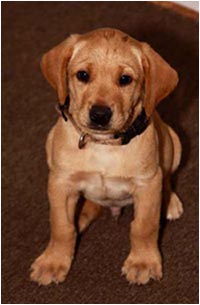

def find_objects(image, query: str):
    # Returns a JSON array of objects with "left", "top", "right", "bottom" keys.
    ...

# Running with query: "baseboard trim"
[{"left": 152, "top": 1, "right": 199, "bottom": 20}]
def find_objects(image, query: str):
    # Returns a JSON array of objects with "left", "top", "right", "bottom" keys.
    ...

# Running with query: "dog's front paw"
[
  {"left": 122, "top": 251, "right": 162, "bottom": 285},
  {"left": 30, "top": 248, "right": 72, "bottom": 286}
]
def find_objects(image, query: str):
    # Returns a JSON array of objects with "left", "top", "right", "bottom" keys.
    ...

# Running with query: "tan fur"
[
  {"left": 78, "top": 199, "right": 102, "bottom": 232},
  {"left": 30, "top": 28, "right": 183, "bottom": 286}
]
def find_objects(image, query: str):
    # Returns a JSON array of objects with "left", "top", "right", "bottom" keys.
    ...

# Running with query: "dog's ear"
[
  {"left": 41, "top": 35, "right": 80, "bottom": 104},
  {"left": 141, "top": 43, "right": 178, "bottom": 117}
]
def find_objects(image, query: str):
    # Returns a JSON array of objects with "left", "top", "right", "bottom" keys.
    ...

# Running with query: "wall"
[{"left": 174, "top": 1, "right": 199, "bottom": 11}]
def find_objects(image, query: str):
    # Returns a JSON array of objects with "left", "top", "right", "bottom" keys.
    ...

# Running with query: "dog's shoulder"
[{"left": 45, "top": 118, "right": 73, "bottom": 170}]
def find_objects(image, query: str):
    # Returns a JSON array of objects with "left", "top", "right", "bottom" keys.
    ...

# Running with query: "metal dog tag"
[{"left": 78, "top": 133, "right": 87, "bottom": 149}]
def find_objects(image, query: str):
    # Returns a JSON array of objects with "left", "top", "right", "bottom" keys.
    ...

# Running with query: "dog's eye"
[
  {"left": 76, "top": 70, "right": 89, "bottom": 83},
  {"left": 119, "top": 75, "right": 133, "bottom": 86}
]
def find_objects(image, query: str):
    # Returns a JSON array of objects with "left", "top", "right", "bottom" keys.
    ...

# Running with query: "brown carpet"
[{"left": 2, "top": 2, "right": 198, "bottom": 304}]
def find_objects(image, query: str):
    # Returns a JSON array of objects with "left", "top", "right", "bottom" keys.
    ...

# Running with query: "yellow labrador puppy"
[{"left": 30, "top": 28, "right": 183, "bottom": 285}]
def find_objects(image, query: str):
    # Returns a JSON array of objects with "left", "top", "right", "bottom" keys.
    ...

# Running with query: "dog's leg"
[
  {"left": 78, "top": 199, "right": 102, "bottom": 232},
  {"left": 161, "top": 126, "right": 183, "bottom": 220},
  {"left": 30, "top": 173, "right": 78, "bottom": 285},
  {"left": 122, "top": 168, "right": 162, "bottom": 285},
  {"left": 164, "top": 176, "right": 183, "bottom": 220}
]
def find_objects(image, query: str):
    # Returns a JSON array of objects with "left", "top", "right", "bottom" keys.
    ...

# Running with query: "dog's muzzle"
[{"left": 57, "top": 96, "right": 149, "bottom": 149}]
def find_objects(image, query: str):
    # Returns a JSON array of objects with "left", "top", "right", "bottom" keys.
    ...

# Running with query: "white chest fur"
[
  {"left": 71, "top": 171, "right": 133, "bottom": 207},
  {"left": 68, "top": 143, "right": 139, "bottom": 207}
]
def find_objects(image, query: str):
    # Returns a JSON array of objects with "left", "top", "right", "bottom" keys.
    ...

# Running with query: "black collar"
[
  {"left": 58, "top": 97, "right": 149, "bottom": 148},
  {"left": 113, "top": 107, "right": 149, "bottom": 145},
  {"left": 59, "top": 95, "right": 70, "bottom": 122}
]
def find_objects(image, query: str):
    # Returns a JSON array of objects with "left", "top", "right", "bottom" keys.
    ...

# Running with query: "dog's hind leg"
[
  {"left": 78, "top": 200, "right": 102, "bottom": 232},
  {"left": 163, "top": 176, "right": 183, "bottom": 220},
  {"left": 163, "top": 126, "right": 183, "bottom": 220}
]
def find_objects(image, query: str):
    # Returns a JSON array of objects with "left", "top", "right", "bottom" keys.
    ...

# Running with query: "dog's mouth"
[
  {"left": 81, "top": 123, "right": 115, "bottom": 136},
  {"left": 88, "top": 123, "right": 111, "bottom": 132},
  {"left": 75, "top": 119, "right": 117, "bottom": 137}
]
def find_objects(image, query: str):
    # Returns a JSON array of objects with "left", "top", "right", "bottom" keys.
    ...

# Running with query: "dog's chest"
[
  {"left": 74, "top": 171, "right": 133, "bottom": 207},
  {"left": 71, "top": 145, "right": 135, "bottom": 207}
]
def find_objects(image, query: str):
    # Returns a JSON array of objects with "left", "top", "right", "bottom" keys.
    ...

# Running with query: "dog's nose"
[{"left": 89, "top": 105, "right": 112, "bottom": 126}]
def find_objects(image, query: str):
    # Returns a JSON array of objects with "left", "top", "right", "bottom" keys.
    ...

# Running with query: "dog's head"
[{"left": 41, "top": 28, "right": 178, "bottom": 134}]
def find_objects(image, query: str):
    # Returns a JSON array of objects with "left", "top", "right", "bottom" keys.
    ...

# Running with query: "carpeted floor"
[{"left": 2, "top": 2, "right": 198, "bottom": 304}]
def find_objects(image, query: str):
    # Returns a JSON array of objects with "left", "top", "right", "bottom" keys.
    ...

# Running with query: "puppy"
[{"left": 30, "top": 28, "right": 183, "bottom": 285}]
